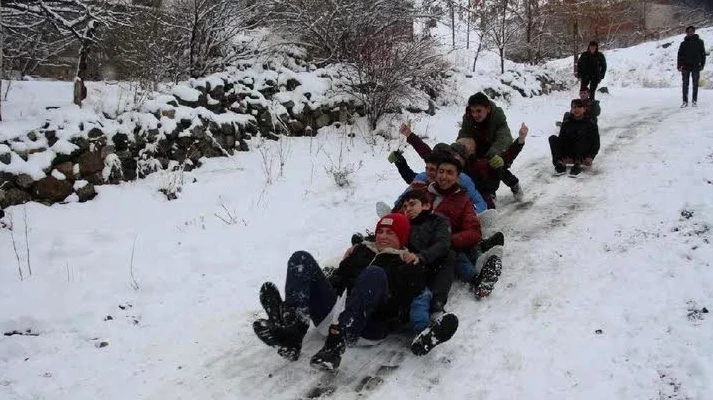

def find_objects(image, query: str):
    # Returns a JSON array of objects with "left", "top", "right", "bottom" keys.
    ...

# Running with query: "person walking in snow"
[
  {"left": 677, "top": 26, "right": 706, "bottom": 107},
  {"left": 548, "top": 99, "right": 600, "bottom": 176},
  {"left": 577, "top": 41, "right": 607, "bottom": 100},
  {"left": 457, "top": 92, "right": 528, "bottom": 206},
  {"left": 253, "top": 213, "right": 457, "bottom": 371}
]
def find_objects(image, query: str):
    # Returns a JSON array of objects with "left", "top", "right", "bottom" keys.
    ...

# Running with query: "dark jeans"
[
  {"left": 580, "top": 77, "right": 600, "bottom": 100},
  {"left": 548, "top": 133, "right": 599, "bottom": 165},
  {"left": 426, "top": 251, "right": 456, "bottom": 309},
  {"left": 682, "top": 69, "right": 701, "bottom": 102},
  {"left": 284, "top": 251, "right": 390, "bottom": 342}
]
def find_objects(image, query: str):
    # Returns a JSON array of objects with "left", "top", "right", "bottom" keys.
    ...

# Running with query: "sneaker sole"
[
  {"left": 474, "top": 256, "right": 503, "bottom": 299},
  {"left": 411, "top": 313, "right": 459, "bottom": 356},
  {"left": 260, "top": 282, "right": 283, "bottom": 323}
]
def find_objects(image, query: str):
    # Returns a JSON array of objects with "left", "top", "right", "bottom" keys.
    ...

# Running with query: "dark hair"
[
  {"left": 571, "top": 99, "right": 585, "bottom": 107},
  {"left": 467, "top": 92, "right": 490, "bottom": 107},
  {"left": 686, "top": 26, "right": 695, "bottom": 33},
  {"left": 432, "top": 150, "right": 462, "bottom": 172},
  {"left": 402, "top": 187, "right": 432, "bottom": 205},
  {"left": 450, "top": 142, "right": 469, "bottom": 161}
]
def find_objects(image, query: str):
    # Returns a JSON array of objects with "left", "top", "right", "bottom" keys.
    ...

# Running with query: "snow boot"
[
  {"left": 692, "top": 101, "right": 698, "bottom": 107},
  {"left": 411, "top": 313, "right": 459, "bottom": 356},
  {"left": 259, "top": 282, "right": 283, "bottom": 323},
  {"left": 479, "top": 232, "right": 504, "bottom": 253},
  {"left": 569, "top": 163, "right": 583, "bottom": 177},
  {"left": 310, "top": 325, "right": 346, "bottom": 371},
  {"left": 253, "top": 309, "right": 308, "bottom": 362},
  {"left": 681, "top": 101, "right": 689, "bottom": 108},
  {"left": 554, "top": 161, "right": 567, "bottom": 175},
  {"left": 471, "top": 255, "right": 503, "bottom": 299},
  {"left": 511, "top": 183, "right": 524, "bottom": 201}
]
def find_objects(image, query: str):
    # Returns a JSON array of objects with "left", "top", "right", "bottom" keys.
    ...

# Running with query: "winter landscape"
[{"left": 1, "top": 1, "right": 713, "bottom": 399}]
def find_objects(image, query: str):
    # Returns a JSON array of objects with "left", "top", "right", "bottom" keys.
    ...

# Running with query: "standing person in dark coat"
[
  {"left": 677, "top": 26, "right": 706, "bottom": 107},
  {"left": 577, "top": 41, "right": 607, "bottom": 100}
]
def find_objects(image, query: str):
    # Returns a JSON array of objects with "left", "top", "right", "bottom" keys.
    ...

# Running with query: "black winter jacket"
[
  {"left": 577, "top": 51, "right": 607, "bottom": 80},
  {"left": 407, "top": 211, "right": 451, "bottom": 272},
  {"left": 678, "top": 34, "right": 706, "bottom": 70},
  {"left": 329, "top": 242, "right": 425, "bottom": 322}
]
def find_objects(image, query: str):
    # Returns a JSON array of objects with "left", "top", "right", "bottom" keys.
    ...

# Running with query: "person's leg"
[
  {"left": 580, "top": 76, "right": 590, "bottom": 92},
  {"left": 682, "top": 70, "right": 691, "bottom": 103},
  {"left": 501, "top": 169, "right": 519, "bottom": 188},
  {"left": 311, "top": 266, "right": 389, "bottom": 370},
  {"left": 588, "top": 79, "right": 599, "bottom": 100},
  {"left": 692, "top": 69, "right": 700, "bottom": 103},
  {"left": 428, "top": 252, "right": 456, "bottom": 312},
  {"left": 548, "top": 135, "right": 565, "bottom": 173},
  {"left": 285, "top": 251, "right": 338, "bottom": 326},
  {"left": 454, "top": 252, "right": 477, "bottom": 282}
]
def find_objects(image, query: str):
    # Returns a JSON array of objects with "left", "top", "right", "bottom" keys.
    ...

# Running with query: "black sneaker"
[
  {"left": 259, "top": 282, "right": 283, "bottom": 323},
  {"left": 411, "top": 313, "right": 459, "bottom": 356},
  {"left": 569, "top": 163, "right": 583, "bottom": 176},
  {"left": 472, "top": 255, "right": 503, "bottom": 299},
  {"left": 479, "top": 232, "right": 504, "bottom": 253},
  {"left": 253, "top": 309, "right": 308, "bottom": 362},
  {"left": 310, "top": 325, "right": 346, "bottom": 370},
  {"left": 554, "top": 162, "right": 567, "bottom": 175}
]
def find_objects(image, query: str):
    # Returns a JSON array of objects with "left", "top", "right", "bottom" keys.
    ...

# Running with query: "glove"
[
  {"left": 488, "top": 155, "right": 504, "bottom": 169},
  {"left": 387, "top": 150, "right": 405, "bottom": 164}
]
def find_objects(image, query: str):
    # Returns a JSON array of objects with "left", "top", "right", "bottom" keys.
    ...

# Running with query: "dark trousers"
[
  {"left": 682, "top": 69, "right": 701, "bottom": 102},
  {"left": 284, "top": 251, "right": 389, "bottom": 342},
  {"left": 580, "top": 77, "right": 600, "bottom": 99},
  {"left": 549, "top": 134, "right": 599, "bottom": 165},
  {"left": 426, "top": 251, "right": 456, "bottom": 309}
]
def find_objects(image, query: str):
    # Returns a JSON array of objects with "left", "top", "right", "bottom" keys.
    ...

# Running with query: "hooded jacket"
[
  {"left": 577, "top": 43, "right": 607, "bottom": 80},
  {"left": 678, "top": 34, "right": 706, "bottom": 70}
]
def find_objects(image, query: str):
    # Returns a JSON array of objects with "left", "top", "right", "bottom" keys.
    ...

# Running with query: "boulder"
[
  {"left": 0, "top": 187, "right": 32, "bottom": 208},
  {"left": 33, "top": 176, "right": 73, "bottom": 203},
  {"left": 15, "top": 173, "right": 35, "bottom": 190},
  {"left": 78, "top": 151, "right": 104, "bottom": 176},
  {"left": 74, "top": 180, "right": 97, "bottom": 202}
]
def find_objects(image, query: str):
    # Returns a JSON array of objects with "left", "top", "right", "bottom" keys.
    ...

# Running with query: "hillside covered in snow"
[{"left": 1, "top": 23, "right": 713, "bottom": 400}]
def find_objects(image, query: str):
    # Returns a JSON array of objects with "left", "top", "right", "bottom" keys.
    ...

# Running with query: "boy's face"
[
  {"left": 425, "top": 162, "right": 438, "bottom": 181},
  {"left": 403, "top": 198, "right": 430, "bottom": 220},
  {"left": 436, "top": 163, "right": 459, "bottom": 190},
  {"left": 375, "top": 226, "right": 401, "bottom": 251},
  {"left": 571, "top": 103, "right": 585, "bottom": 118},
  {"left": 468, "top": 105, "right": 490, "bottom": 122}
]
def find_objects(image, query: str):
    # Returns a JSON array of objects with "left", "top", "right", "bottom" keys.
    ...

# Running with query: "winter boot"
[
  {"left": 511, "top": 183, "right": 524, "bottom": 201},
  {"left": 692, "top": 101, "right": 698, "bottom": 107},
  {"left": 681, "top": 101, "right": 689, "bottom": 108},
  {"left": 554, "top": 161, "right": 567, "bottom": 175},
  {"left": 479, "top": 232, "right": 504, "bottom": 253},
  {"left": 471, "top": 255, "right": 503, "bottom": 299},
  {"left": 259, "top": 282, "right": 283, "bottom": 323},
  {"left": 569, "top": 163, "right": 583, "bottom": 177},
  {"left": 310, "top": 325, "right": 346, "bottom": 371},
  {"left": 411, "top": 313, "right": 459, "bottom": 356},
  {"left": 253, "top": 309, "right": 308, "bottom": 362}
]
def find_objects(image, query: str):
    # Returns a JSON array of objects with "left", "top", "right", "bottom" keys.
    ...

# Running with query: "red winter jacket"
[{"left": 428, "top": 183, "right": 482, "bottom": 251}]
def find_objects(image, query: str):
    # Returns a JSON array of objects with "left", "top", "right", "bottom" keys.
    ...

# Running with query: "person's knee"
[
  {"left": 287, "top": 250, "right": 318, "bottom": 274},
  {"left": 361, "top": 265, "right": 387, "bottom": 283}
]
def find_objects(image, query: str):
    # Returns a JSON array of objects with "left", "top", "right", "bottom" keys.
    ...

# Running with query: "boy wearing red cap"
[{"left": 253, "top": 213, "right": 455, "bottom": 370}]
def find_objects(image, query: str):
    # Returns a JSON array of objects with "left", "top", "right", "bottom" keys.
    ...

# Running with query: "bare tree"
[
  {"left": 2, "top": 0, "right": 133, "bottom": 105},
  {"left": 167, "top": 0, "right": 263, "bottom": 79},
  {"left": 340, "top": 35, "right": 448, "bottom": 129},
  {"left": 485, "top": 0, "right": 520, "bottom": 74}
]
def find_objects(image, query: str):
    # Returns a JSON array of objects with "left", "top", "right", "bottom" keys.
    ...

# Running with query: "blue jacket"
[{"left": 396, "top": 172, "right": 487, "bottom": 213}]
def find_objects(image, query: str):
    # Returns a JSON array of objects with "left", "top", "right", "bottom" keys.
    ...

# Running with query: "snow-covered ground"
[{"left": 2, "top": 32, "right": 713, "bottom": 400}]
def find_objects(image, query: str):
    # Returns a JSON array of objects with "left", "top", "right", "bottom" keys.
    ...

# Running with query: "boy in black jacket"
[
  {"left": 400, "top": 186, "right": 459, "bottom": 355},
  {"left": 253, "top": 213, "right": 453, "bottom": 370}
]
